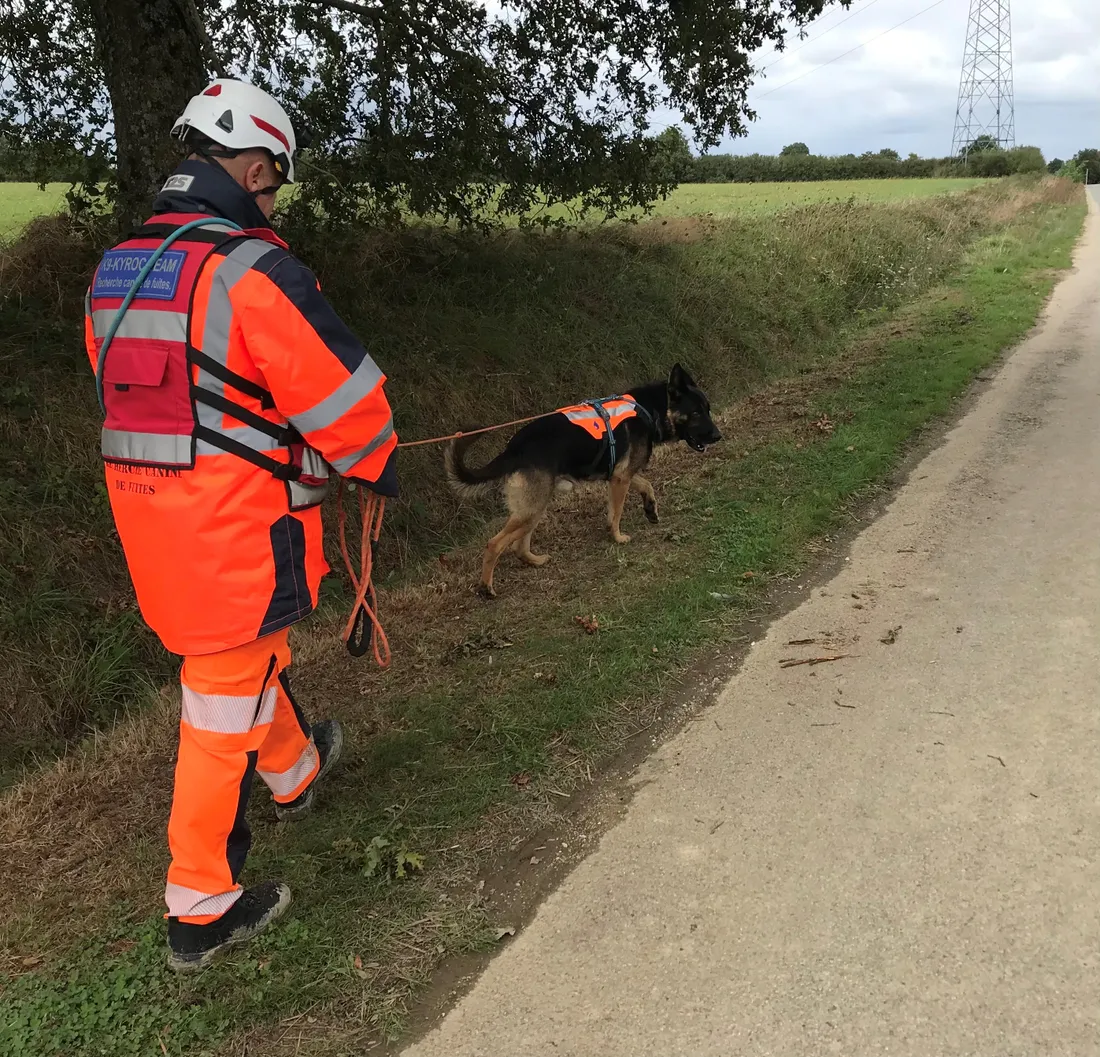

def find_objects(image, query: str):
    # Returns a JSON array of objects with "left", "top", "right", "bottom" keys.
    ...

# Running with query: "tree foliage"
[
  {"left": 962, "top": 134, "right": 1000, "bottom": 156},
  {"left": 1070, "top": 148, "right": 1100, "bottom": 184},
  {"left": 650, "top": 127, "right": 695, "bottom": 185},
  {"left": 780, "top": 142, "right": 810, "bottom": 156},
  {"left": 0, "top": 0, "right": 850, "bottom": 228}
]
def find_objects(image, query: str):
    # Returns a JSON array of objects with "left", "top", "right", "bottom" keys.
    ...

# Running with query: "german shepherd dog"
[{"left": 445, "top": 364, "right": 723, "bottom": 597}]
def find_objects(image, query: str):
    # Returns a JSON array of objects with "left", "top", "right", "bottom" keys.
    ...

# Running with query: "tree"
[
  {"left": 780, "top": 142, "right": 811, "bottom": 156},
  {"left": 876, "top": 148, "right": 900, "bottom": 161},
  {"left": 962, "top": 134, "right": 999, "bottom": 156},
  {"left": 1047, "top": 158, "right": 1065, "bottom": 174},
  {"left": 1072, "top": 149, "right": 1100, "bottom": 184},
  {"left": 651, "top": 127, "right": 695, "bottom": 184},
  {"left": 0, "top": 0, "right": 851, "bottom": 230},
  {"left": 1005, "top": 146, "right": 1045, "bottom": 174}
]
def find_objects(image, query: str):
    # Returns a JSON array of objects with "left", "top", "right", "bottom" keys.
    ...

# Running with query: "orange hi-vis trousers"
[{"left": 166, "top": 629, "right": 320, "bottom": 923}]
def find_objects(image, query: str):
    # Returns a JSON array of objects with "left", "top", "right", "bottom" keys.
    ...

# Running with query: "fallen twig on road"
[{"left": 779, "top": 654, "right": 851, "bottom": 668}]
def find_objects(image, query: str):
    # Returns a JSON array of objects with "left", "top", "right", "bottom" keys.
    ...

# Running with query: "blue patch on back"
[{"left": 92, "top": 249, "right": 188, "bottom": 301}]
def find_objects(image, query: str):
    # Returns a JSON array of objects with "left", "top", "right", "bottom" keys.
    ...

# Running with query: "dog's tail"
[{"left": 444, "top": 431, "right": 517, "bottom": 498}]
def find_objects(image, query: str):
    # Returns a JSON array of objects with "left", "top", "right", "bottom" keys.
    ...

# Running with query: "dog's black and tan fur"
[{"left": 445, "top": 364, "right": 722, "bottom": 596}]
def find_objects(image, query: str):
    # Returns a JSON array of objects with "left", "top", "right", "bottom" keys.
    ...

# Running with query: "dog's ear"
[{"left": 668, "top": 363, "right": 696, "bottom": 397}]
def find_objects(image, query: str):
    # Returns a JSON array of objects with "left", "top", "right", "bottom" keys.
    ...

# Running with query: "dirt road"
[{"left": 403, "top": 187, "right": 1100, "bottom": 1057}]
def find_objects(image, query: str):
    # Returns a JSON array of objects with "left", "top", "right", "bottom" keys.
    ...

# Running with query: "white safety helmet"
[{"left": 172, "top": 78, "right": 304, "bottom": 184}]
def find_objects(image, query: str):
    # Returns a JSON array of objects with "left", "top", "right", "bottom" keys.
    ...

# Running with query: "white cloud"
[{"left": 706, "top": 0, "right": 1100, "bottom": 159}]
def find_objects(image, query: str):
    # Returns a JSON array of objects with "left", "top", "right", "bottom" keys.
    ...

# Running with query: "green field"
[
  {"left": 651, "top": 178, "right": 988, "bottom": 217},
  {"left": 0, "top": 182, "right": 67, "bottom": 237},
  {"left": 0, "top": 178, "right": 988, "bottom": 236}
]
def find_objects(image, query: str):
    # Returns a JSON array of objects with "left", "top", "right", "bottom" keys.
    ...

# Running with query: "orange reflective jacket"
[{"left": 85, "top": 167, "right": 396, "bottom": 656}]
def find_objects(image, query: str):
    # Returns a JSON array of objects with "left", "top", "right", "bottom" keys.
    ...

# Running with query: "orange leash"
[
  {"left": 337, "top": 409, "right": 559, "bottom": 668},
  {"left": 393, "top": 411, "right": 555, "bottom": 450}
]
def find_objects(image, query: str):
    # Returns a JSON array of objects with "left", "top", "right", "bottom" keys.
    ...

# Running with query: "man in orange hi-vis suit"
[{"left": 84, "top": 79, "right": 397, "bottom": 971}]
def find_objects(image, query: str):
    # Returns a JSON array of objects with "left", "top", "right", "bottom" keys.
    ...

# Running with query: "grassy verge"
[{"left": 0, "top": 180, "right": 1085, "bottom": 1055}]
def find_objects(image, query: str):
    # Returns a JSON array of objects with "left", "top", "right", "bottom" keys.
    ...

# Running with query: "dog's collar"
[
  {"left": 628, "top": 401, "right": 668, "bottom": 443},
  {"left": 650, "top": 410, "right": 671, "bottom": 443}
]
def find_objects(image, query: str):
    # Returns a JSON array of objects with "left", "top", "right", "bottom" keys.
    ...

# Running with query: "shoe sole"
[
  {"left": 167, "top": 887, "right": 292, "bottom": 974},
  {"left": 275, "top": 723, "right": 344, "bottom": 823}
]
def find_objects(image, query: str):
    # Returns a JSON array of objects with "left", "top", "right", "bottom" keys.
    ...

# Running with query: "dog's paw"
[
  {"left": 476, "top": 582, "right": 498, "bottom": 600},
  {"left": 643, "top": 501, "right": 660, "bottom": 525},
  {"left": 612, "top": 532, "right": 632, "bottom": 545}
]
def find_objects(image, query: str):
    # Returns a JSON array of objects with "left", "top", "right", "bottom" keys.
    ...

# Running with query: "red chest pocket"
[{"left": 101, "top": 339, "right": 193, "bottom": 440}]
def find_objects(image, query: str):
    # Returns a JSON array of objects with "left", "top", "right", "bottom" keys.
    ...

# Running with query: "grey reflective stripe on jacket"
[
  {"left": 91, "top": 308, "right": 188, "bottom": 343},
  {"left": 290, "top": 352, "right": 385, "bottom": 436},
  {"left": 329, "top": 420, "right": 395, "bottom": 475},
  {"left": 101, "top": 429, "right": 192, "bottom": 464}
]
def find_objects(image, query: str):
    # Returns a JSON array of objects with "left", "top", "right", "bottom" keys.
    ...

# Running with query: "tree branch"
[
  {"left": 307, "top": 0, "right": 384, "bottom": 20},
  {"left": 172, "top": 0, "right": 226, "bottom": 77}
]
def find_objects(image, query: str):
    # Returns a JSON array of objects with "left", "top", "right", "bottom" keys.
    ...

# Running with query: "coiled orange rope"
[{"left": 337, "top": 484, "right": 391, "bottom": 668}]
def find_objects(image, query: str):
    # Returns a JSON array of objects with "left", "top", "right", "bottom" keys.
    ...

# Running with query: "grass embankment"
[{"left": 0, "top": 177, "right": 1085, "bottom": 1055}]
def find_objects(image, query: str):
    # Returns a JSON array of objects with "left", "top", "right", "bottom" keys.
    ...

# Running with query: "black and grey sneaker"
[
  {"left": 166, "top": 880, "right": 291, "bottom": 973},
  {"left": 275, "top": 719, "right": 344, "bottom": 823}
]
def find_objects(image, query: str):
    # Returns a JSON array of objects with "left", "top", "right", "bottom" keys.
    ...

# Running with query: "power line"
[
  {"left": 758, "top": 0, "right": 889, "bottom": 74},
  {"left": 758, "top": 0, "right": 951, "bottom": 99},
  {"left": 753, "top": 1, "right": 866, "bottom": 70}
]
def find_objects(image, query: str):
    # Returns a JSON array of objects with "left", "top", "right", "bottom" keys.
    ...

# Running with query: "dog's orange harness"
[{"left": 558, "top": 395, "right": 641, "bottom": 440}]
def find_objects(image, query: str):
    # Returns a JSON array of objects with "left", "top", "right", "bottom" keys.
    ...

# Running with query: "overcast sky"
[{"left": 692, "top": 0, "right": 1098, "bottom": 160}]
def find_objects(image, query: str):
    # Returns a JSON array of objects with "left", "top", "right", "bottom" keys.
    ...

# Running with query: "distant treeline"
[
  {"left": 7, "top": 127, "right": 1086, "bottom": 192},
  {"left": 682, "top": 147, "right": 1047, "bottom": 184},
  {"left": 647, "top": 131, "right": 1060, "bottom": 186}
]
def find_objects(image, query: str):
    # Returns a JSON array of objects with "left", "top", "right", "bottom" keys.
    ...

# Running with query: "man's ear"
[{"left": 244, "top": 158, "right": 270, "bottom": 194}]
